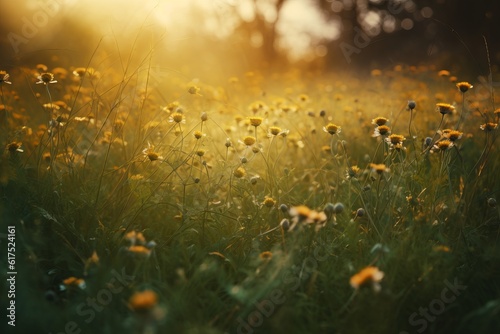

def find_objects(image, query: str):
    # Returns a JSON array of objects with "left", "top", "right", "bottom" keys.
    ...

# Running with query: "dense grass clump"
[{"left": 0, "top": 55, "right": 499, "bottom": 334}]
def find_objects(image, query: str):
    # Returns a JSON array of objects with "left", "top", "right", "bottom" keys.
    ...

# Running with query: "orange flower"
[
  {"left": 350, "top": 266, "right": 384, "bottom": 291},
  {"left": 129, "top": 290, "right": 158, "bottom": 312}
]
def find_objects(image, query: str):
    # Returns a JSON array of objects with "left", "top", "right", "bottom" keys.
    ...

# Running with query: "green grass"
[{"left": 1, "top": 54, "right": 499, "bottom": 334}]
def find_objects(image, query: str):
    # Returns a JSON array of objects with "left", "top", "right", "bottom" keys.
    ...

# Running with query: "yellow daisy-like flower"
[
  {"left": 193, "top": 130, "right": 204, "bottom": 139},
  {"left": 370, "top": 163, "right": 389, "bottom": 175},
  {"left": 436, "top": 103, "right": 455, "bottom": 115},
  {"left": 0, "top": 70, "right": 12, "bottom": 84},
  {"left": 36, "top": 72, "right": 57, "bottom": 85},
  {"left": 346, "top": 165, "right": 360, "bottom": 179},
  {"left": 441, "top": 129, "right": 463, "bottom": 142},
  {"left": 128, "top": 245, "right": 152, "bottom": 257},
  {"left": 456, "top": 82, "right": 473, "bottom": 93},
  {"left": 371, "top": 117, "right": 389, "bottom": 126},
  {"left": 350, "top": 266, "right": 384, "bottom": 292},
  {"left": 169, "top": 112, "right": 185, "bottom": 124},
  {"left": 268, "top": 126, "right": 282, "bottom": 136},
  {"left": 373, "top": 125, "right": 391, "bottom": 137},
  {"left": 142, "top": 143, "right": 163, "bottom": 161},
  {"left": 188, "top": 85, "right": 201, "bottom": 95},
  {"left": 432, "top": 139, "right": 454, "bottom": 152},
  {"left": 480, "top": 122, "right": 498, "bottom": 132},
  {"left": 249, "top": 117, "right": 263, "bottom": 127},
  {"left": 263, "top": 196, "right": 276, "bottom": 208},
  {"left": 323, "top": 123, "right": 341, "bottom": 135},
  {"left": 6, "top": 142, "right": 23, "bottom": 153},
  {"left": 437, "top": 70, "right": 450, "bottom": 77},
  {"left": 196, "top": 149, "right": 206, "bottom": 157},
  {"left": 233, "top": 167, "right": 246, "bottom": 178},
  {"left": 385, "top": 134, "right": 406, "bottom": 146},
  {"left": 242, "top": 136, "right": 256, "bottom": 146}
]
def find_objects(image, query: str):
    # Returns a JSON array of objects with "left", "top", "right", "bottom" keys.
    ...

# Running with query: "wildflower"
[
  {"left": 407, "top": 100, "right": 416, "bottom": 110},
  {"left": 0, "top": 71, "right": 12, "bottom": 84},
  {"left": 268, "top": 126, "right": 282, "bottom": 136},
  {"left": 251, "top": 146, "right": 261, "bottom": 154},
  {"left": 6, "top": 142, "right": 23, "bottom": 153},
  {"left": 193, "top": 130, "right": 204, "bottom": 139},
  {"left": 225, "top": 138, "right": 232, "bottom": 148},
  {"left": 129, "top": 290, "right": 158, "bottom": 312},
  {"left": 201, "top": 112, "right": 208, "bottom": 122},
  {"left": 436, "top": 103, "right": 455, "bottom": 115},
  {"left": 169, "top": 112, "right": 185, "bottom": 124},
  {"left": 263, "top": 196, "right": 276, "bottom": 208},
  {"left": 36, "top": 72, "right": 57, "bottom": 85},
  {"left": 432, "top": 139, "right": 454, "bottom": 152},
  {"left": 423, "top": 137, "right": 433, "bottom": 148},
  {"left": 242, "top": 136, "right": 256, "bottom": 146},
  {"left": 142, "top": 143, "right": 163, "bottom": 161},
  {"left": 350, "top": 266, "right": 384, "bottom": 292},
  {"left": 438, "top": 70, "right": 450, "bottom": 77},
  {"left": 163, "top": 101, "right": 180, "bottom": 112},
  {"left": 323, "top": 122, "right": 341, "bottom": 135},
  {"left": 128, "top": 245, "right": 151, "bottom": 257},
  {"left": 188, "top": 85, "right": 201, "bottom": 95},
  {"left": 280, "top": 218, "right": 290, "bottom": 231},
  {"left": 441, "top": 129, "right": 463, "bottom": 142},
  {"left": 373, "top": 125, "right": 391, "bottom": 137},
  {"left": 249, "top": 117, "right": 263, "bottom": 127},
  {"left": 333, "top": 202, "right": 345, "bottom": 214},
  {"left": 62, "top": 277, "right": 86, "bottom": 289},
  {"left": 480, "top": 122, "right": 498, "bottom": 131},
  {"left": 233, "top": 167, "right": 246, "bottom": 178},
  {"left": 196, "top": 149, "right": 206, "bottom": 157},
  {"left": 487, "top": 198, "right": 497, "bottom": 208},
  {"left": 370, "top": 163, "right": 389, "bottom": 175},
  {"left": 371, "top": 117, "right": 389, "bottom": 126},
  {"left": 456, "top": 82, "right": 473, "bottom": 93},
  {"left": 125, "top": 231, "right": 146, "bottom": 245},
  {"left": 385, "top": 134, "right": 406, "bottom": 148},
  {"left": 433, "top": 245, "right": 451, "bottom": 252},
  {"left": 354, "top": 208, "right": 365, "bottom": 218},
  {"left": 259, "top": 251, "right": 273, "bottom": 261},
  {"left": 289, "top": 205, "right": 326, "bottom": 227},
  {"left": 346, "top": 165, "right": 360, "bottom": 179}
]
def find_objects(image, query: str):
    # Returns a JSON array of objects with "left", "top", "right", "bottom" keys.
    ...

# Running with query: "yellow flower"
[
  {"left": 438, "top": 70, "right": 450, "bottom": 77},
  {"left": 242, "top": 136, "right": 256, "bottom": 146},
  {"left": 436, "top": 103, "right": 455, "bottom": 115},
  {"left": 128, "top": 245, "right": 151, "bottom": 257},
  {"left": 350, "top": 266, "right": 384, "bottom": 291},
  {"left": 456, "top": 82, "right": 473, "bottom": 93},
  {"left": 129, "top": 290, "right": 158, "bottom": 312},
  {"left": 480, "top": 122, "right": 498, "bottom": 131},
  {"left": 323, "top": 123, "right": 341, "bottom": 135},
  {"left": 62, "top": 277, "right": 86, "bottom": 289},
  {"left": 36, "top": 72, "right": 57, "bottom": 85},
  {"left": 193, "top": 131, "right": 204, "bottom": 139},
  {"left": 142, "top": 143, "right": 163, "bottom": 161},
  {"left": 188, "top": 85, "right": 201, "bottom": 95},
  {"left": 233, "top": 167, "right": 246, "bottom": 178},
  {"left": 346, "top": 165, "right": 360, "bottom": 179},
  {"left": 432, "top": 139, "right": 454, "bottom": 152},
  {"left": 370, "top": 163, "right": 389, "bottom": 175},
  {"left": 196, "top": 149, "right": 206, "bottom": 157},
  {"left": 268, "top": 126, "right": 282, "bottom": 136},
  {"left": 371, "top": 117, "right": 389, "bottom": 126},
  {"left": 6, "top": 142, "right": 23, "bottom": 153},
  {"left": 442, "top": 129, "right": 463, "bottom": 142},
  {"left": 263, "top": 196, "right": 276, "bottom": 208},
  {"left": 169, "top": 112, "right": 185, "bottom": 124},
  {"left": 0, "top": 70, "right": 12, "bottom": 84},
  {"left": 373, "top": 125, "right": 391, "bottom": 137},
  {"left": 249, "top": 117, "right": 263, "bottom": 127},
  {"left": 385, "top": 134, "right": 406, "bottom": 146},
  {"left": 259, "top": 251, "right": 273, "bottom": 260}
]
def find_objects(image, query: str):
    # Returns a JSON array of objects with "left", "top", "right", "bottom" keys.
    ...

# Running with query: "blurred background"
[{"left": 0, "top": 0, "right": 499, "bottom": 76}]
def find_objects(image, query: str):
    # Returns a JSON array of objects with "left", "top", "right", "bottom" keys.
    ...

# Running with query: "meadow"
[{"left": 1, "top": 48, "right": 500, "bottom": 334}]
